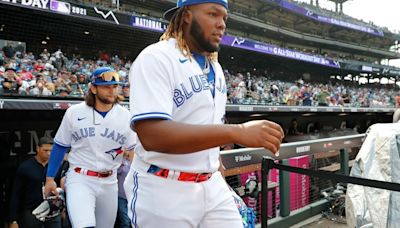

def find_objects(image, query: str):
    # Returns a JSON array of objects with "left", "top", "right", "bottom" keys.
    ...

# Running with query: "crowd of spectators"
[
  {"left": 0, "top": 47, "right": 131, "bottom": 99},
  {"left": 0, "top": 47, "right": 398, "bottom": 108},
  {"left": 224, "top": 70, "right": 400, "bottom": 108}
]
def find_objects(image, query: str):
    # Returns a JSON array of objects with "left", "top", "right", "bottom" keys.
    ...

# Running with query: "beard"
[
  {"left": 190, "top": 17, "right": 220, "bottom": 53},
  {"left": 96, "top": 93, "right": 116, "bottom": 105}
]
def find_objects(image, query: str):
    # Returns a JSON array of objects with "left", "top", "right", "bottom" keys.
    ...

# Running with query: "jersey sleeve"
[
  {"left": 54, "top": 108, "right": 73, "bottom": 147},
  {"left": 129, "top": 51, "right": 174, "bottom": 126},
  {"left": 124, "top": 129, "right": 137, "bottom": 151}
]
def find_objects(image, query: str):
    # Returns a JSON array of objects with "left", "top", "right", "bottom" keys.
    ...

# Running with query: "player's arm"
[
  {"left": 44, "top": 108, "right": 73, "bottom": 196},
  {"left": 135, "top": 118, "right": 283, "bottom": 155},
  {"left": 44, "top": 143, "right": 70, "bottom": 196}
]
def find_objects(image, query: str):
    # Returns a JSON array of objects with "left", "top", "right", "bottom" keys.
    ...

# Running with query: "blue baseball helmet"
[
  {"left": 91, "top": 67, "right": 120, "bottom": 86},
  {"left": 163, "top": 0, "right": 228, "bottom": 21}
]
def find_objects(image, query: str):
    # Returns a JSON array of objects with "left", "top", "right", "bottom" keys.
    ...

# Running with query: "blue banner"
[{"left": 221, "top": 35, "right": 341, "bottom": 68}]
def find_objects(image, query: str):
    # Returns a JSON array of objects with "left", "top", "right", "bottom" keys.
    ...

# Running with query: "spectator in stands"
[
  {"left": 301, "top": 85, "right": 312, "bottom": 106},
  {"left": 66, "top": 75, "right": 83, "bottom": 97},
  {"left": 235, "top": 81, "right": 247, "bottom": 102},
  {"left": 41, "top": 71, "right": 53, "bottom": 83},
  {"left": 328, "top": 96, "right": 338, "bottom": 106},
  {"left": 26, "top": 52, "right": 35, "bottom": 61},
  {"left": 16, "top": 78, "right": 30, "bottom": 95},
  {"left": 316, "top": 86, "right": 329, "bottom": 106},
  {"left": 30, "top": 78, "right": 52, "bottom": 96},
  {"left": 341, "top": 90, "right": 351, "bottom": 106},
  {"left": 54, "top": 77, "right": 71, "bottom": 95},
  {"left": 19, "top": 66, "right": 35, "bottom": 81},
  {"left": 4, "top": 68, "right": 18, "bottom": 81},
  {"left": 8, "top": 136, "right": 61, "bottom": 228},
  {"left": 1, "top": 78, "right": 18, "bottom": 95},
  {"left": 121, "top": 83, "right": 130, "bottom": 99},
  {"left": 57, "top": 87, "right": 70, "bottom": 97},
  {"left": 46, "top": 82, "right": 56, "bottom": 95},
  {"left": 287, "top": 80, "right": 301, "bottom": 106},
  {"left": 77, "top": 73, "right": 89, "bottom": 94},
  {"left": 40, "top": 49, "right": 50, "bottom": 62},
  {"left": 34, "top": 59, "right": 45, "bottom": 72}
]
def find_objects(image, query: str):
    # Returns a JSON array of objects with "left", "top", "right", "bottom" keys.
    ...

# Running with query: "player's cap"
[
  {"left": 163, "top": 0, "right": 228, "bottom": 21},
  {"left": 91, "top": 67, "right": 120, "bottom": 86}
]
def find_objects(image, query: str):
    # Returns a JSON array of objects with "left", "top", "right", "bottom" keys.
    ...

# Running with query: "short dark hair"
[{"left": 38, "top": 136, "right": 53, "bottom": 146}]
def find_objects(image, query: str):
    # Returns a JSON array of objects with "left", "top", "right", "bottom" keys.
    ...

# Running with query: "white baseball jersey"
[
  {"left": 129, "top": 38, "right": 227, "bottom": 173},
  {"left": 54, "top": 102, "right": 136, "bottom": 172}
]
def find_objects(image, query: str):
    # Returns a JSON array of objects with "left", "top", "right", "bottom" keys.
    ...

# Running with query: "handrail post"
[
  {"left": 261, "top": 157, "right": 272, "bottom": 228},
  {"left": 340, "top": 148, "right": 349, "bottom": 175},
  {"left": 279, "top": 159, "right": 291, "bottom": 217}
]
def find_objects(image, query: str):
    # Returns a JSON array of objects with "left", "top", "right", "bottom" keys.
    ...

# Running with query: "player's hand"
[
  {"left": 234, "top": 120, "right": 284, "bottom": 154},
  {"left": 44, "top": 177, "right": 58, "bottom": 197}
]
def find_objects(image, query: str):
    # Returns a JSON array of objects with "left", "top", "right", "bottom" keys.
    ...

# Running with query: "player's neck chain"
[{"left": 203, "top": 56, "right": 210, "bottom": 75}]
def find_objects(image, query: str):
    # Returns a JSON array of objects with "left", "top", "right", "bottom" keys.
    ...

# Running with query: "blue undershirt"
[
  {"left": 95, "top": 109, "right": 108, "bottom": 118},
  {"left": 192, "top": 52, "right": 216, "bottom": 98},
  {"left": 47, "top": 143, "right": 70, "bottom": 177}
]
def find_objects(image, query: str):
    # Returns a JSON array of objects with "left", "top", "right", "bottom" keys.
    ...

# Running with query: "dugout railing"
[{"left": 221, "top": 134, "right": 365, "bottom": 227}]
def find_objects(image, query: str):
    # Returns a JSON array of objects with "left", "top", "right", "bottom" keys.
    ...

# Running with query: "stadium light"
[
  {"left": 41, "top": 41, "right": 47, "bottom": 45},
  {"left": 301, "top": 113, "right": 315, "bottom": 117},
  {"left": 84, "top": 31, "right": 90, "bottom": 35},
  {"left": 250, "top": 113, "right": 267, "bottom": 117}
]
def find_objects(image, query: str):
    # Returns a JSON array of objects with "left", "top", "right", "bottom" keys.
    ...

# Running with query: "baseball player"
[
  {"left": 43, "top": 67, "right": 136, "bottom": 228},
  {"left": 125, "top": 0, "right": 284, "bottom": 227}
]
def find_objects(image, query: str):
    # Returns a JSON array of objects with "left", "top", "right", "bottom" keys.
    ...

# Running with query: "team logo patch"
[{"left": 105, "top": 147, "right": 123, "bottom": 160}]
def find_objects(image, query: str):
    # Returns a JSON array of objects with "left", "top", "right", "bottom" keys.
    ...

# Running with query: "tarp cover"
[{"left": 346, "top": 123, "right": 400, "bottom": 228}]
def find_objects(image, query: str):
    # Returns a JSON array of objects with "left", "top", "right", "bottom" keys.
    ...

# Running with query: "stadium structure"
[{"left": 1, "top": 0, "right": 399, "bottom": 227}]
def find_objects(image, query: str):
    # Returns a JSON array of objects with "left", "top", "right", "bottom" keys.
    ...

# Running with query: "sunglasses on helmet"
[{"left": 95, "top": 71, "right": 120, "bottom": 82}]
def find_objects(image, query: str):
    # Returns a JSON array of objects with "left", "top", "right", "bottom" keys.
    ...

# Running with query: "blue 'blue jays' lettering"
[
  {"left": 173, "top": 75, "right": 226, "bottom": 107},
  {"left": 189, "top": 75, "right": 202, "bottom": 93},
  {"left": 181, "top": 83, "right": 193, "bottom": 99},
  {"left": 100, "top": 128, "right": 126, "bottom": 145},
  {"left": 72, "top": 127, "right": 95, "bottom": 142}
]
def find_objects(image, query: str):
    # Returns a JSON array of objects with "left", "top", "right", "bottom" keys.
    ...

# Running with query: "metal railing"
[
  {"left": 221, "top": 133, "right": 365, "bottom": 170},
  {"left": 220, "top": 134, "right": 366, "bottom": 227}
]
